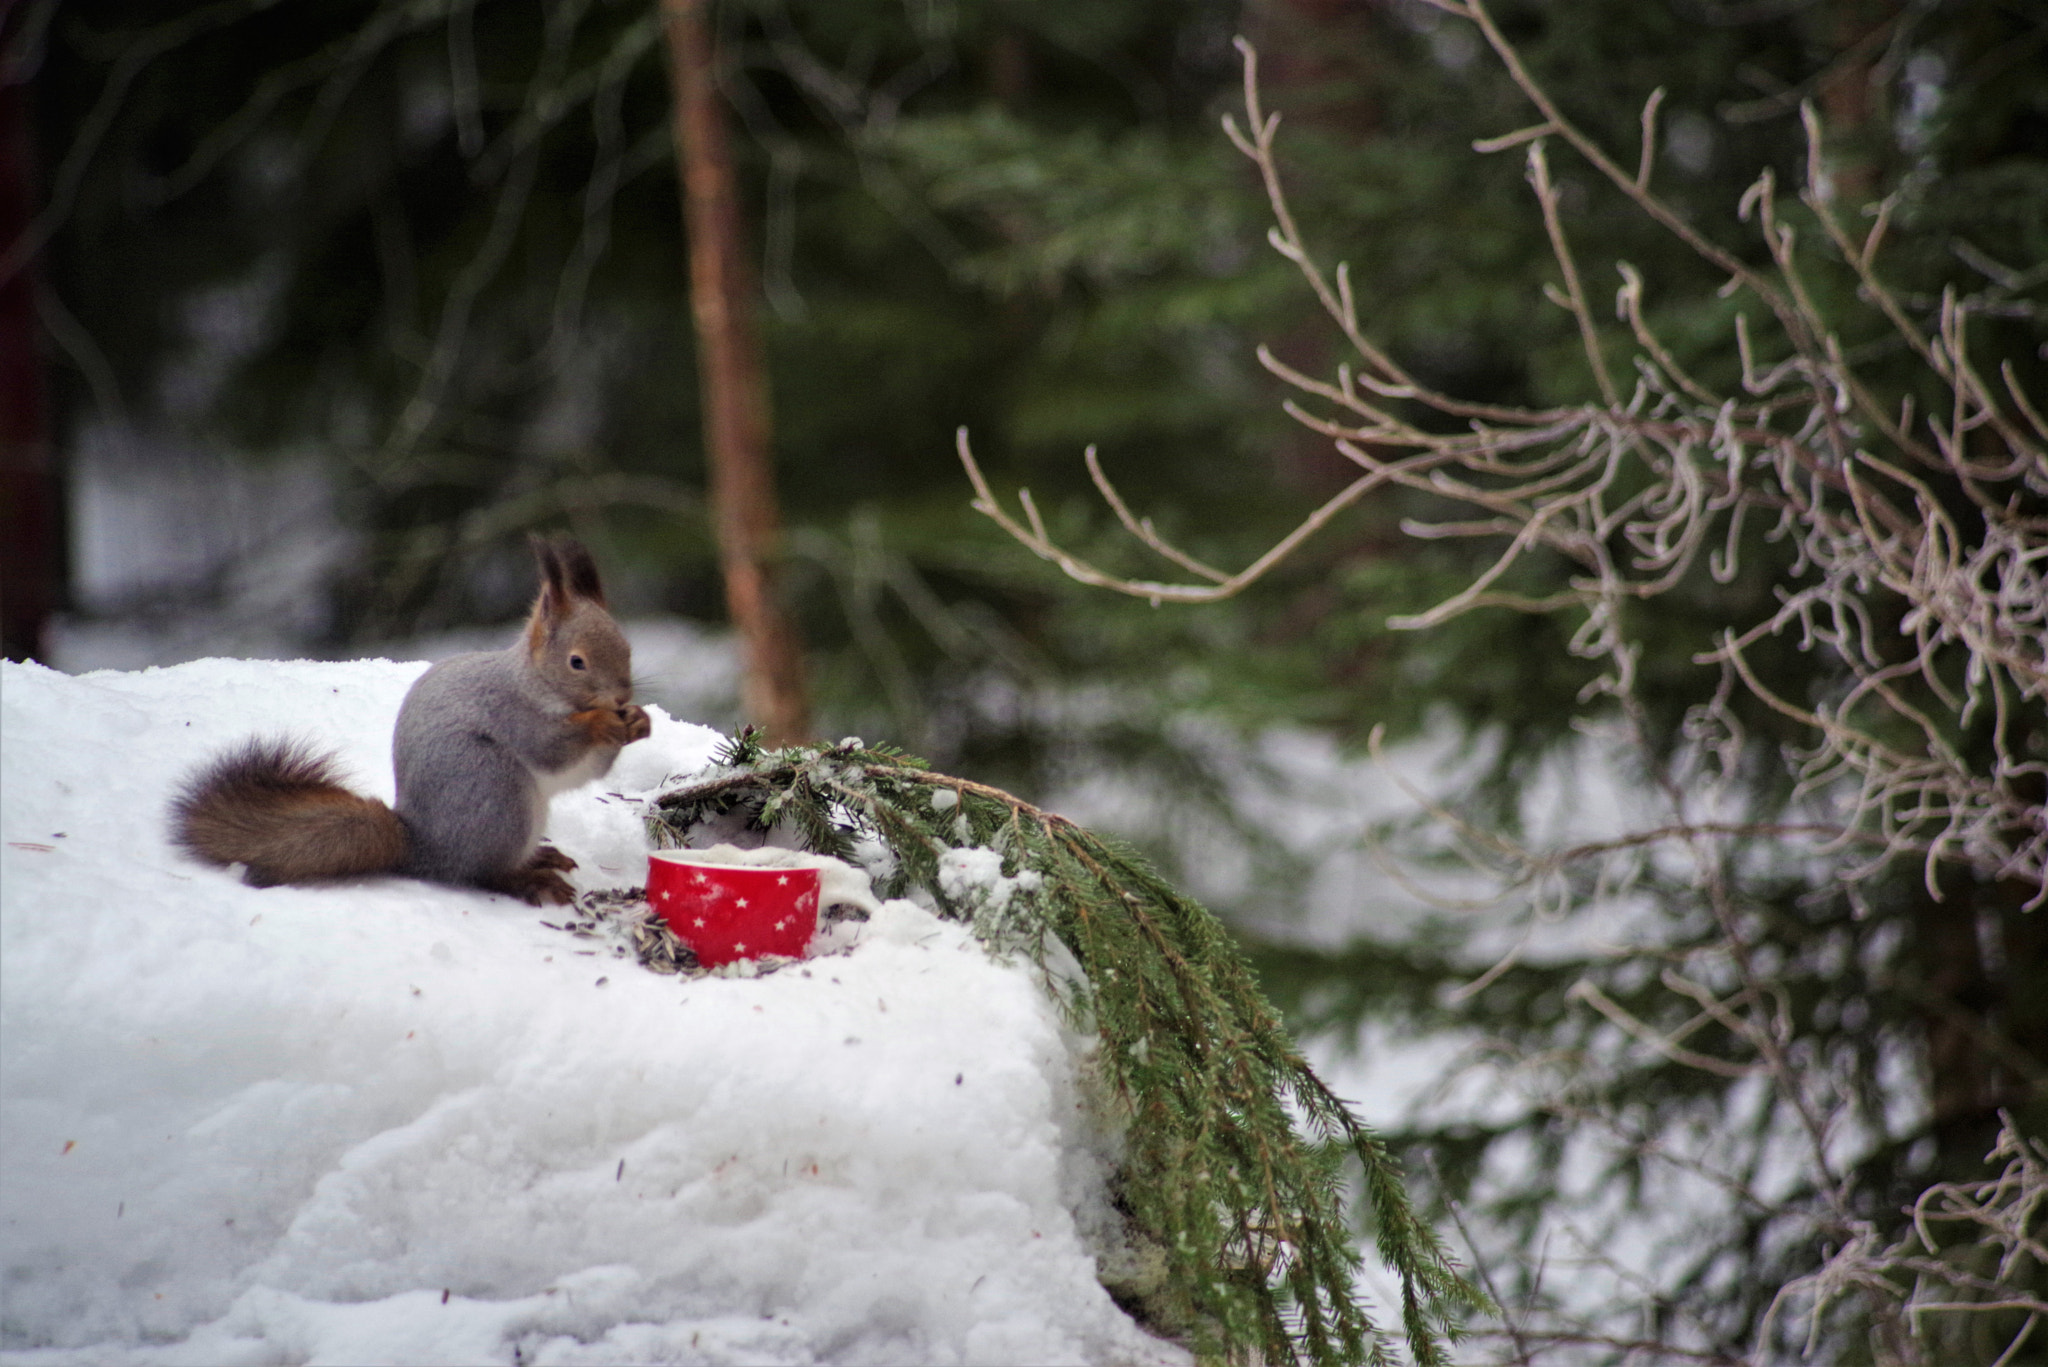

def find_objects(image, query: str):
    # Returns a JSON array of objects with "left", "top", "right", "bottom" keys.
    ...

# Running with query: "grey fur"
[
  {"left": 393, "top": 651, "right": 609, "bottom": 883},
  {"left": 167, "top": 537, "right": 647, "bottom": 904},
  {"left": 390, "top": 542, "right": 641, "bottom": 891}
]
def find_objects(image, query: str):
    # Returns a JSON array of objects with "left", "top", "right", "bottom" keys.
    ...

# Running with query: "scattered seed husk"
[{"left": 538, "top": 885, "right": 862, "bottom": 983}]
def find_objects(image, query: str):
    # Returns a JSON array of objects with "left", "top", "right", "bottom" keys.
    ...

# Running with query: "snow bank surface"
[{"left": 0, "top": 657, "right": 1183, "bottom": 1367}]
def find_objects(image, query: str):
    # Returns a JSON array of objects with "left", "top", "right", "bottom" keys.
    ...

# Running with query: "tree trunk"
[
  {"left": 1, "top": 80, "right": 60, "bottom": 664},
  {"left": 659, "top": 0, "right": 811, "bottom": 744}
]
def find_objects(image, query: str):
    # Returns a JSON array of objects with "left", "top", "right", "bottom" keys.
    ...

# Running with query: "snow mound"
[{"left": 0, "top": 657, "right": 1183, "bottom": 1367}]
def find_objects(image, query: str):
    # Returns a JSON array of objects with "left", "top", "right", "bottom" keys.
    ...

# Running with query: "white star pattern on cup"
[
  {"left": 777, "top": 875, "right": 789, "bottom": 885},
  {"left": 733, "top": 942, "right": 746, "bottom": 953},
  {"left": 693, "top": 918, "right": 705, "bottom": 928},
  {"left": 736, "top": 898, "right": 748, "bottom": 908}
]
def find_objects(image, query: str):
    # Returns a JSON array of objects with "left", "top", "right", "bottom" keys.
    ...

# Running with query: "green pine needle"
[{"left": 651, "top": 733, "right": 1489, "bottom": 1366}]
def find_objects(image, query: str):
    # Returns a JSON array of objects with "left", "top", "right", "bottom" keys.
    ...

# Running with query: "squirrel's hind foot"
[{"left": 479, "top": 865, "right": 576, "bottom": 906}]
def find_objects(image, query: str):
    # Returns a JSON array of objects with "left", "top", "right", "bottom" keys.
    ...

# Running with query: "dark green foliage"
[
  {"left": 919, "top": 5, "right": 2048, "bottom": 1354},
  {"left": 1244, "top": 857, "right": 2048, "bottom": 1361},
  {"left": 22, "top": 0, "right": 2048, "bottom": 1357},
  {"left": 23, "top": 0, "right": 1285, "bottom": 653},
  {"left": 650, "top": 729, "right": 1487, "bottom": 1366}
]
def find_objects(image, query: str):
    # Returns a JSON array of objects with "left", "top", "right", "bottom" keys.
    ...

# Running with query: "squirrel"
[{"left": 171, "top": 536, "right": 653, "bottom": 905}]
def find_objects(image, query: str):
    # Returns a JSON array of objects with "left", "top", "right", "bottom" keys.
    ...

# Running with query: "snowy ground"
[{"left": 0, "top": 656, "right": 1186, "bottom": 1367}]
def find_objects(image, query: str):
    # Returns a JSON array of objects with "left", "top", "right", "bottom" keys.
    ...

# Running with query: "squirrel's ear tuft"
[
  {"left": 526, "top": 536, "right": 568, "bottom": 647},
  {"left": 529, "top": 534, "right": 566, "bottom": 598},
  {"left": 554, "top": 539, "right": 608, "bottom": 607},
  {"left": 526, "top": 534, "right": 607, "bottom": 623}
]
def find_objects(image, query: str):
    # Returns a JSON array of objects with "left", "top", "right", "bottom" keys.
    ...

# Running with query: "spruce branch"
[{"left": 650, "top": 732, "right": 1487, "bottom": 1367}]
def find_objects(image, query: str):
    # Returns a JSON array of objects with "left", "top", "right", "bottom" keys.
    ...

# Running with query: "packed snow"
[{"left": 0, "top": 655, "right": 1187, "bottom": 1367}]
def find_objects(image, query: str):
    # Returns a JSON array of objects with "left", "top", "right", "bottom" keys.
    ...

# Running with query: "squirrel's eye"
[{"left": 568, "top": 654, "right": 587, "bottom": 671}]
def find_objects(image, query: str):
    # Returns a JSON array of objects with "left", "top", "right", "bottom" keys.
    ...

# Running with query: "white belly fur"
[
  {"left": 532, "top": 746, "right": 614, "bottom": 801},
  {"left": 522, "top": 749, "right": 614, "bottom": 854}
]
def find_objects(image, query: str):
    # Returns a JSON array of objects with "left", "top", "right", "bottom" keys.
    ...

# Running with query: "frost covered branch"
[
  {"left": 951, "top": 8, "right": 2046, "bottom": 1363},
  {"left": 1760, "top": 1115, "right": 2048, "bottom": 1365},
  {"left": 955, "top": 9, "right": 2048, "bottom": 901}
]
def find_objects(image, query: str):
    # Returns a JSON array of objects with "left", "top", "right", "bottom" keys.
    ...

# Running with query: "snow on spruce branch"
[{"left": 953, "top": 7, "right": 2047, "bottom": 901}]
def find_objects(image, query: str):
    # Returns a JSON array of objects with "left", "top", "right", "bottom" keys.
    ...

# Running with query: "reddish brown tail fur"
[{"left": 171, "top": 739, "right": 408, "bottom": 887}]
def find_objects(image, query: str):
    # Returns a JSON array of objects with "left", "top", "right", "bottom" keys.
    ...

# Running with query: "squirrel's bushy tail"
[{"left": 171, "top": 739, "right": 408, "bottom": 887}]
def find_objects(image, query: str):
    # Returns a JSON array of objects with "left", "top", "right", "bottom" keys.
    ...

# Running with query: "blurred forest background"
[{"left": 4, "top": 0, "right": 2045, "bottom": 1362}]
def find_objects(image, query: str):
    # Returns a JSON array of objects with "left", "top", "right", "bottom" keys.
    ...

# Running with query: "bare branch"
[
  {"left": 1636, "top": 86, "right": 1666, "bottom": 190},
  {"left": 1082, "top": 447, "right": 1231, "bottom": 584},
  {"left": 954, "top": 28, "right": 2048, "bottom": 1353}
]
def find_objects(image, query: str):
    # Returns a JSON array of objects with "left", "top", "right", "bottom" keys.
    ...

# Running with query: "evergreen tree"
[
  {"left": 16, "top": 0, "right": 2046, "bottom": 1359},
  {"left": 948, "top": 3, "right": 2048, "bottom": 1361}
]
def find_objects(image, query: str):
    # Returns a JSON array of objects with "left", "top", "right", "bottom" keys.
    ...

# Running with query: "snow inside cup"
[{"left": 647, "top": 849, "right": 822, "bottom": 967}]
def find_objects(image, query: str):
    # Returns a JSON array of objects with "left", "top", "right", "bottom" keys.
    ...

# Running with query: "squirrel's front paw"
[
  {"left": 571, "top": 706, "right": 643, "bottom": 748},
  {"left": 619, "top": 704, "right": 651, "bottom": 743}
]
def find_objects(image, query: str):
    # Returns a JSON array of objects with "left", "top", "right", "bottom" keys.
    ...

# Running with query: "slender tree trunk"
[
  {"left": 659, "top": 0, "right": 811, "bottom": 744},
  {"left": 1, "top": 80, "right": 60, "bottom": 664}
]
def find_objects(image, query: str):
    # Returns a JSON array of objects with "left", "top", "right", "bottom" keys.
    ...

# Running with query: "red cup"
[{"left": 647, "top": 853, "right": 821, "bottom": 968}]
